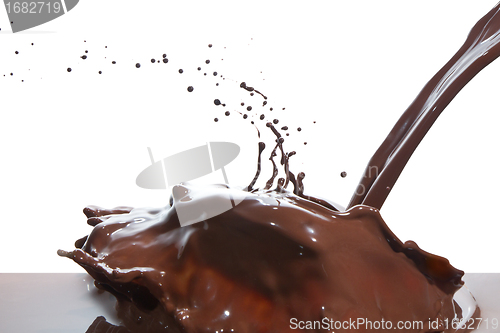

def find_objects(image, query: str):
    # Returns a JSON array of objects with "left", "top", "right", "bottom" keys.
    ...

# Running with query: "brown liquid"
[
  {"left": 58, "top": 3, "right": 500, "bottom": 332},
  {"left": 348, "top": 3, "right": 500, "bottom": 210},
  {"left": 60, "top": 187, "right": 462, "bottom": 333}
]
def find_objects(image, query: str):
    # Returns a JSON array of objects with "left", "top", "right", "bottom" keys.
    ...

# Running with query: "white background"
[{"left": 0, "top": 0, "right": 499, "bottom": 273}]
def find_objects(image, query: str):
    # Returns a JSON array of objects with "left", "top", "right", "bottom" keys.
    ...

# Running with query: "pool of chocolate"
[{"left": 59, "top": 184, "right": 465, "bottom": 333}]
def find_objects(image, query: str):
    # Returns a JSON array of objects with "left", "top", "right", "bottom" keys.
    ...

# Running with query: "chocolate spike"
[{"left": 247, "top": 142, "right": 266, "bottom": 191}]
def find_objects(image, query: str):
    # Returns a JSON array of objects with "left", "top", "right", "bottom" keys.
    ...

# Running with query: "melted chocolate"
[
  {"left": 60, "top": 186, "right": 462, "bottom": 332},
  {"left": 57, "top": 3, "right": 500, "bottom": 332},
  {"left": 240, "top": 82, "right": 268, "bottom": 100},
  {"left": 348, "top": 3, "right": 500, "bottom": 210}
]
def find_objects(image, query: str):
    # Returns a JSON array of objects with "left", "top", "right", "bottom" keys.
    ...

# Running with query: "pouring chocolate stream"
[{"left": 348, "top": 2, "right": 500, "bottom": 210}]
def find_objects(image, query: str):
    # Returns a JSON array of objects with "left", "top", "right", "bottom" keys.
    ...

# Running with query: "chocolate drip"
[
  {"left": 264, "top": 143, "right": 279, "bottom": 189},
  {"left": 247, "top": 142, "right": 266, "bottom": 191},
  {"left": 348, "top": 3, "right": 500, "bottom": 210},
  {"left": 240, "top": 82, "right": 268, "bottom": 99}
]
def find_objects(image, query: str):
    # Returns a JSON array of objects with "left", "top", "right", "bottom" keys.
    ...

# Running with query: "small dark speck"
[
  {"left": 187, "top": 86, "right": 194, "bottom": 92},
  {"left": 112, "top": 61, "right": 116, "bottom": 64},
  {"left": 241, "top": 102, "right": 245, "bottom": 106},
  {"left": 243, "top": 114, "right": 248, "bottom": 119},
  {"left": 214, "top": 118, "right": 219, "bottom": 122},
  {"left": 151, "top": 59, "right": 155, "bottom": 63},
  {"left": 205, "top": 60, "right": 210, "bottom": 64},
  {"left": 341, "top": 172, "right": 347, "bottom": 178},
  {"left": 178, "top": 69, "right": 184, "bottom": 74},
  {"left": 273, "top": 119, "right": 279, "bottom": 124},
  {"left": 163, "top": 54, "right": 167, "bottom": 58},
  {"left": 270, "top": 108, "right": 273, "bottom": 111},
  {"left": 208, "top": 44, "right": 213, "bottom": 48},
  {"left": 214, "top": 99, "right": 221, "bottom": 106},
  {"left": 260, "top": 114, "right": 265, "bottom": 120},
  {"left": 85, "top": 50, "right": 88, "bottom": 53},
  {"left": 67, "top": 68, "right": 72, "bottom": 72},
  {"left": 216, "top": 83, "right": 219, "bottom": 86},
  {"left": 163, "top": 58, "right": 168, "bottom": 63},
  {"left": 246, "top": 106, "right": 252, "bottom": 111},
  {"left": 213, "top": 72, "right": 217, "bottom": 76},
  {"left": 282, "top": 108, "right": 286, "bottom": 110},
  {"left": 135, "top": 63, "right": 141, "bottom": 68},
  {"left": 281, "top": 126, "right": 288, "bottom": 130},
  {"left": 225, "top": 111, "right": 230, "bottom": 116},
  {"left": 98, "top": 71, "right": 102, "bottom": 74},
  {"left": 197, "top": 67, "right": 201, "bottom": 71},
  {"left": 297, "top": 127, "right": 302, "bottom": 132},
  {"left": 15, "top": 51, "right": 19, "bottom": 54},
  {"left": 81, "top": 55, "right": 87, "bottom": 59},
  {"left": 304, "top": 142, "right": 307, "bottom": 145}
]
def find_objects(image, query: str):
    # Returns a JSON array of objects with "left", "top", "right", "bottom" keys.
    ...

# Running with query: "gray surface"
[
  {"left": 0, "top": 274, "right": 117, "bottom": 333},
  {"left": 464, "top": 274, "right": 500, "bottom": 332},
  {"left": 0, "top": 273, "right": 498, "bottom": 332}
]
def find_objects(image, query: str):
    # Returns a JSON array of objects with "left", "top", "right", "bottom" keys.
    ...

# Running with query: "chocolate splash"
[
  {"left": 60, "top": 187, "right": 463, "bottom": 333},
  {"left": 57, "top": 3, "right": 500, "bottom": 332},
  {"left": 348, "top": 3, "right": 500, "bottom": 210},
  {"left": 240, "top": 82, "right": 268, "bottom": 100}
]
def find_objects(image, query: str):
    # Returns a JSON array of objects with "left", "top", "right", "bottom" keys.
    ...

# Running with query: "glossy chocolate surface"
[
  {"left": 349, "top": 3, "right": 500, "bottom": 210},
  {"left": 60, "top": 185, "right": 463, "bottom": 332}
]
